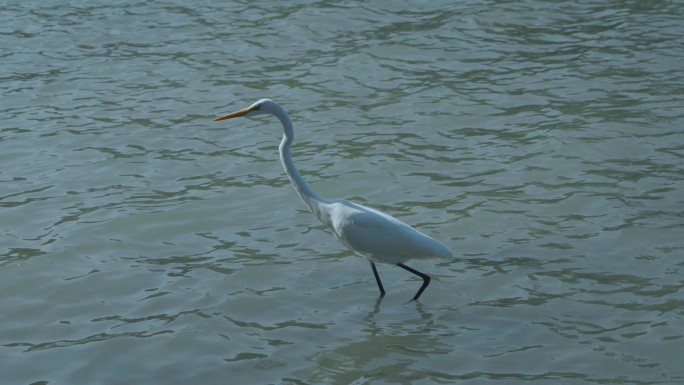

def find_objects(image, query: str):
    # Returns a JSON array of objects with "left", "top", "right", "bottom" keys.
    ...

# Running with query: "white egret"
[{"left": 213, "top": 99, "right": 453, "bottom": 301}]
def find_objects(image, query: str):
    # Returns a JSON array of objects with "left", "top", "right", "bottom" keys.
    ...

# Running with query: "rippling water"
[{"left": 2, "top": 1, "right": 683, "bottom": 384}]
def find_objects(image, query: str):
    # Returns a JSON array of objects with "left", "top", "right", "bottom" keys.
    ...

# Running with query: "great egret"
[{"left": 213, "top": 99, "right": 453, "bottom": 301}]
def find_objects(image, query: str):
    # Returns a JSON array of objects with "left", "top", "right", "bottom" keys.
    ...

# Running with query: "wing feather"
[{"left": 330, "top": 201, "right": 452, "bottom": 264}]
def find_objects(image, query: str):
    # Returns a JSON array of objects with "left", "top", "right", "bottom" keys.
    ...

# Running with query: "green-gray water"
[{"left": 2, "top": 1, "right": 683, "bottom": 384}]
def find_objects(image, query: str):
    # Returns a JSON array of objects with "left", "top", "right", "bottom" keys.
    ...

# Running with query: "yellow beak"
[{"left": 212, "top": 105, "right": 253, "bottom": 122}]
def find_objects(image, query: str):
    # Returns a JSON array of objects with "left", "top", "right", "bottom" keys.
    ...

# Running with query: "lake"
[{"left": 1, "top": 1, "right": 683, "bottom": 384}]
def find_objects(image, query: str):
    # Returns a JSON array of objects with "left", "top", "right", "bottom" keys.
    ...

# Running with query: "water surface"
[{"left": 2, "top": 1, "right": 683, "bottom": 384}]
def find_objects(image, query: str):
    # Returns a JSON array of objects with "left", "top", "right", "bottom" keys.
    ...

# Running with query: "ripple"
[{"left": 2, "top": 1, "right": 684, "bottom": 384}]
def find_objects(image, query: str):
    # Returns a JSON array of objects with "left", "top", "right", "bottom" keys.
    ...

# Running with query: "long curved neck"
[{"left": 273, "top": 106, "right": 330, "bottom": 219}]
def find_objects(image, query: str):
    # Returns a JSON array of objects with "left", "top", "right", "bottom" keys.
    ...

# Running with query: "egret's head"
[{"left": 213, "top": 99, "right": 278, "bottom": 121}]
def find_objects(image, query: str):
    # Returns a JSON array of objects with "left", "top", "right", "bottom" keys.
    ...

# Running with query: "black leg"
[
  {"left": 370, "top": 261, "right": 386, "bottom": 297},
  {"left": 397, "top": 263, "right": 431, "bottom": 301}
]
